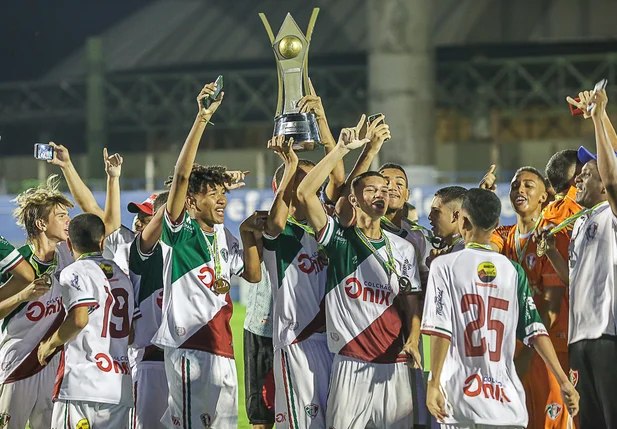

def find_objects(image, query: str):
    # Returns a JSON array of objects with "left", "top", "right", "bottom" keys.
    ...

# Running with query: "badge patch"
[
  {"left": 220, "top": 248, "right": 229, "bottom": 262},
  {"left": 586, "top": 222, "right": 598, "bottom": 240},
  {"left": 569, "top": 369, "right": 579, "bottom": 388},
  {"left": 546, "top": 403, "right": 562, "bottom": 420},
  {"left": 477, "top": 262, "right": 497, "bottom": 283},
  {"left": 76, "top": 419, "right": 90, "bottom": 429},
  {"left": 305, "top": 403, "right": 319, "bottom": 419},
  {"left": 0, "top": 412, "right": 11, "bottom": 428},
  {"left": 99, "top": 263, "right": 114, "bottom": 280},
  {"left": 200, "top": 413, "right": 212, "bottom": 428},
  {"left": 526, "top": 254, "right": 536, "bottom": 269}
]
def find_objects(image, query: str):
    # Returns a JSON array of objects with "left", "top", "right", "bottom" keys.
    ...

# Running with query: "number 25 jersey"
[
  {"left": 421, "top": 248, "right": 548, "bottom": 427},
  {"left": 53, "top": 255, "right": 138, "bottom": 406}
]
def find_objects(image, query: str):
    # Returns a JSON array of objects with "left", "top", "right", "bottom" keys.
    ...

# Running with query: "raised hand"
[
  {"left": 566, "top": 90, "right": 594, "bottom": 119},
  {"left": 240, "top": 210, "right": 269, "bottom": 233},
  {"left": 588, "top": 89, "right": 608, "bottom": 119},
  {"left": 268, "top": 135, "right": 298, "bottom": 166},
  {"left": 479, "top": 164, "right": 497, "bottom": 191},
  {"left": 226, "top": 170, "right": 250, "bottom": 190},
  {"left": 103, "top": 148, "right": 123, "bottom": 178},
  {"left": 337, "top": 114, "right": 371, "bottom": 151},
  {"left": 296, "top": 78, "right": 325, "bottom": 119},
  {"left": 196, "top": 82, "right": 224, "bottom": 121},
  {"left": 366, "top": 115, "right": 391, "bottom": 150},
  {"left": 47, "top": 142, "right": 71, "bottom": 168}
]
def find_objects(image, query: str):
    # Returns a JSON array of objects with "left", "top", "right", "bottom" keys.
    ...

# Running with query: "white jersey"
[
  {"left": 569, "top": 202, "right": 617, "bottom": 343},
  {"left": 317, "top": 215, "right": 421, "bottom": 363},
  {"left": 0, "top": 242, "right": 72, "bottom": 384},
  {"left": 421, "top": 248, "right": 548, "bottom": 427},
  {"left": 54, "top": 254, "right": 138, "bottom": 406},
  {"left": 382, "top": 218, "right": 430, "bottom": 281},
  {"left": 103, "top": 225, "right": 135, "bottom": 276},
  {"left": 263, "top": 219, "right": 327, "bottom": 350},
  {"left": 152, "top": 211, "right": 243, "bottom": 357}
]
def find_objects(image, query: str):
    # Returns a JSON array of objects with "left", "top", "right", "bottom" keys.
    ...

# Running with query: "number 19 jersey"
[
  {"left": 54, "top": 255, "right": 138, "bottom": 406},
  {"left": 421, "top": 248, "right": 548, "bottom": 427}
]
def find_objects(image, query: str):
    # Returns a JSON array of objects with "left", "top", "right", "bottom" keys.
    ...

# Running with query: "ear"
[
  {"left": 403, "top": 188, "right": 411, "bottom": 201},
  {"left": 461, "top": 214, "right": 473, "bottom": 233},
  {"left": 539, "top": 190, "right": 548, "bottom": 204},
  {"left": 99, "top": 236, "right": 106, "bottom": 252},
  {"left": 348, "top": 192, "right": 358, "bottom": 208},
  {"left": 66, "top": 237, "right": 73, "bottom": 253},
  {"left": 452, "top": 209, "right": 460, "bottom": 223},
  {"left": 35, "top": 218, "right": 47, "bottom": 233},
  {"left": 186, "top": 195, "right": 196, "bottom": 210}
]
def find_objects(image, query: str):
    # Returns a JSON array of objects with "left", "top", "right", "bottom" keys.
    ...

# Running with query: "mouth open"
[
  {"left": 215, "top": 208, "right": 225, "bottom": 216},
  {"left": 514, "top": 196, "right": 527, "bottom": 206},
  {"left": 372, "top": 200, "right": 385, "bottom": 210}
]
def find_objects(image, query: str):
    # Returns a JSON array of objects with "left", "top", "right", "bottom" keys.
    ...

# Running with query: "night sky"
[{"left": 0, "top": 1, "right": 150, "bottom": 82}]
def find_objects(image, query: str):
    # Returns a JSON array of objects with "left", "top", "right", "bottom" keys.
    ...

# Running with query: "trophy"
[{"left": 259, "top": 9, "right": 322, "bottom": 151}]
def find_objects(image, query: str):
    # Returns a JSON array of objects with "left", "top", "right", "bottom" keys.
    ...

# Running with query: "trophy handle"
[
  {"left": 302, "top": 8, "right": 320, "bottom": 96},
  {"left": 259, "top": 13, "right": 284, "bottom": 116}
]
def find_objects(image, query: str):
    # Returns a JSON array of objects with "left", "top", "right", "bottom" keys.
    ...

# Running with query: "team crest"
[
  {"left": 0, "top": 412, "right": 10, "bottom": 428},
  {"left": 526, "top": 254, "right": 537, "bottom": 269},
  {"left": 70, "top": 273, "right": 80, "bottom": 289},
  {"left": 220, "top": 248, "right": 229, "bottom": 262},
  {"left": 98, "top": 263, "right": 114, "bottom": 280},
  {"left": 305, "top": 403, "right": 319, "bottom": 419},
  {"left": 569, "top": 369, "right": 579, "bottom": 387},
  {"left": 175, "top": 326, "right": 186, "bottom": 336},
  {"left": 477, "top": 262, "right": 497, "bottom": 283},
  {"left": 586, "top": 222, "right": 598, "bottom": 240},
  {"left": 546, "top": 403, "right": 562, "bottom": 420},
  {"left": 76, "top": 418, "right": 90, "bottom": 429},
  {"left": 200, "top": 413, "right": 212, "bottom": 428},
  {"left": 330, "top": 332, "right": 340, "bottom": 342}
]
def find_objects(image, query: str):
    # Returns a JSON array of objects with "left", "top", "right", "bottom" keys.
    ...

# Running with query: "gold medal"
[
  {"left": 213, "top": 278, "right": 231, "bottom": 294},
  {"left": 41, "top": 273, "right": 53, "bottom": 286},
  {"left": 536, "top": 238, "right": 547, "bottom": 257}
]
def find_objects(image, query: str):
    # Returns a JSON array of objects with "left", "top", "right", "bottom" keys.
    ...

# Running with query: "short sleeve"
[
  {"left": 316, "top": 215, "right": 341, "bottom": 248},
  {"left": 129, "top": 235, "right": 158, "bottom": 276},
  {"left": 0, "top": 237, "right": 23, "bottom": 275},
  {"left": 162, "top": 210, "right": 193, "bottom": 246},
  {"left": 512, "top": 261, "right": 548, "bottom": 345},
  {"left": 420, "top": 260, "right": 453, "bottom": 340},
  {"left": 59, "top": 265, "right": 98, "bottom": 312},
  {"left": 227, "top": 233, "right": 244, "bottom": 277},
  {"left": 103, "top": 226, "right": 134, "bottom": 260},
  {"left": 398, "top": 241, "right": 422, "bottom": 294},
  {"left": 491, "top": 227, "right": 509, "bottom": 253}
]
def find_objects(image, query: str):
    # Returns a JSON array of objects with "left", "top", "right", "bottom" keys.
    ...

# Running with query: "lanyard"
[
  {"left": 202, "top": 230, "right": 222, "bottom": 280},
  {"left": 465, "top": 242, "right": 493, "bottom": 251},
  {"left": 77, "top": 251, "right": 102, "bottom": 261},
  {"left": 287, "top": 216, "right": 315, "bottom": 237},
  {"left": 27, "top": 243, "right": 57, "bottom": 278},
  {"left": 547, "top": 201, "right": 606, "bottom": 236},
  {"left": 354, "top": 226, "right": 399, "bottom": 279},
  {"left": 514, "top": 214, "right": 544, "bottom": 264}
]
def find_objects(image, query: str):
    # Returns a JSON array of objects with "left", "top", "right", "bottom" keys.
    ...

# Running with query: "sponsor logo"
[
  {"left": 200, "top": 413, "right": 212, "bottom": 428},
  {"left": 297, "top": 252, "right": 326, "bottom": 275},
  {"left": 220, "top": 248, "right": 229, "bottom": 262},
  {"left": 276, "top": 413, "right": 287, "bottom": 423},
  {"left": 175, "top": 326, "right": 186, "bottom": 336},
  {"left": 0, "top": 412, "right": 11, "bottom": 427},
  {"left": 526, "top": 296, "right": 537, "bottom": 311},
  {"left": 94, "top": 352, "right": 130, "bottom": 374},
  {"left": 546, "top": 403, "right": 562, "bottom": 420},
  {"left": 305, "top": 403, "right": 319, "bottom": 419},
  {"left": 435, "top": 288, "right": 444, "bottom": 316},
  {"left": 70, "top": 273, "right": 80, "bottom": 289},
  {"left": 586, "top": 222, "right": 598, "bottom": 240},
  {"left": 344, "top": 277, "right": 392, "bottom": 306},
  {"left": 99, "top": 263, "right": 114, "bottom": 280},
  {"left": 569, "top": 369, "right": 579, "bottom": 388},
  {"left": 287, "top": 321, "right": 299, "bottom": 331},
  {"left": 171, "top": 416, "right": 181, "bottom": 426},
  {"left": 330, "top": 332, "right": 340, "bottom": 342},
  {"left": 351, "top": 256, "right": 358, "bottom": 265},
  {"left": 526, "top": 254, "right": 536, "bottom": 269},
  {"left": 477, "top": 262, "right": 497, "bottom": 283},
  {"left": 26, "top": 297, "right": 62, "bottom": 322},
  {"left": 76, "top": 419, "right": 90, "bottom": 429},
  {"left": 156, "top": 289, "right": 163, "bottom": 309},
  {"left": 463, "top": 374, "right": 511, "bottom": 403}
]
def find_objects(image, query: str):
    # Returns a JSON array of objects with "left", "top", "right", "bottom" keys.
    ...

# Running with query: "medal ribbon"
[
  {"left": 354, "top": 226, "right": 400, "bottom": 280},
  {"left": 28, "top": 243, "right": 57, "bottom": 278},
  {"left": 76, "top": 251, "right": 102, "bottom": 261},
  {"left": 546, "top": 201, "right": 607, "bottom": 236},
  {"left": 465, "top": 242, "right": 493, "bottom": 251},
  {"left": 202, "top": 230, "right": 222, "bottom": 280},
  {"left": 514, "top": 215, "right": 544, "bottom": 264},
  {"left": 287, "top": 216, "right": 316, "bottom": 237}
]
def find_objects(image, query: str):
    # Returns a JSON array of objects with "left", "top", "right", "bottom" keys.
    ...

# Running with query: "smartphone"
[
  {"left": 34, "top": 143, "right": 53, "bottom": 160},
  {"left": 203, "top": 75, "right": 224, "bottom": 109},
  {"left": 569, "top": 97, "right": 584, "bottom": 116},
  {"left": 368, "top": 113, "right": 384, "bottom": 125},
  {"left": 586, "top": 78, "right": 608, "bottom": 112}
]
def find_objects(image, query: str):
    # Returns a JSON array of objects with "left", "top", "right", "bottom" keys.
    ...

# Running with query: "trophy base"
[{"left": 272, "top": 113, "right": 322, "bottom": 152}]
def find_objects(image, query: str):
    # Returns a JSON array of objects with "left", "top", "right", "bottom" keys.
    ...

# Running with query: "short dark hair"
[
  {"left": 514, "top": 166, "right": 550, "bottom": 190},
  {"left": 273, "top": 159, "right": 316, "bottom": 189},
  {"left": 350, "top": 171, "right": 385, "bottom": 193},
  {"left": 462, "top": 188, "right": 502, "bottom": 230},
  {"left": 378, "top": 163, "right": 408, "bottom": 187},
  {"left": 68, "top": 213, "right": 105, "bottom": 253},
  {"left": 165, "top": 165, "right": 229, "bottom": 195},
  {"left": 153, "top": 191, "right": 170, "bottom": 213},
  {"left": 545, "top": 149, "right": 579, "bottom": 193},
  {"left": 434, "top": 186, "right": 467, "bottom": 206}
]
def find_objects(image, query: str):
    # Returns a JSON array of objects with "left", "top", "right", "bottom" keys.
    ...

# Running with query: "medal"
[
  {"left": 536, "top": 238, "right": 547, "bottom": 257},
  {"left": 398, "top": 276, "right": 412, "bottom": 293},
  {"left": 41, "top": 273, "right": 53, "bottom": 286},
  {"left": 213, "top": 278, "right": 231, "bottom": 294}
]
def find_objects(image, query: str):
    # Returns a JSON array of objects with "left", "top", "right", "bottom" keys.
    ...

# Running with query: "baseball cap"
[
  {"left": 577, "top": 145, "right": 617, "bottom": 164},
  {"left": 127, "top": 193, "right": 157, "bottom": 215}
]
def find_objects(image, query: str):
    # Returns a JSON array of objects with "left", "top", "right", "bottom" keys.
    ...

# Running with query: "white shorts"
[
  {"left": 162, "top": 348, "right": 237, "bottom": 429},
  {"left": 51, "top": 400, "right": 129, "bottom": 429},
  {"left": 326, "top": 354, "right": 413, "bottom": 429},
  {"left": 0, "top": 353, "right": 59, "bottom": 429},
  {"left": 128, "top": 361, "right": 168, "bottom": 429},
  {"left": 274, "top": 333, "right": 333, "bottom": 428},
  {"left": 440, "top": 425, "right": 523, "bottom": 429}
]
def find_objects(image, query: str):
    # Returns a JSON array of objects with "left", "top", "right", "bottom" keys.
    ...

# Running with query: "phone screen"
[
  {"left": 203, "top": 75, "right": 224, "bottom": 109},
  {"left": 368, "top": 113, "right": 384, "bottom": 125},
  {"left": 34, "top": 143, "right": 53, "bottom": 160}
]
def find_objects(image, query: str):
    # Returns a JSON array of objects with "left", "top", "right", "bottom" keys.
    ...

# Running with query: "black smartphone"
[
  {"left": 34, "top": 143, "right": 53, "bottom": 160},
  {"left": 203, "top": 75, "right": 224, "bottom": 109},
  {"left": 368, "top": 113, "right": 384, "bottom": 125}
]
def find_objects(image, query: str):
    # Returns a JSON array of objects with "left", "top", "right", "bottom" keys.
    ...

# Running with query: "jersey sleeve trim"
[
  {"left": 0, "top": 250, "right": 24, "bottom": 275},
  {"left": 316, "top": 216, "right": 335, "bottom": 246},
  {"left": 135, "top": 236, "right": 158, "bottom": 261},
  {"left": 68, "top": 298, "right": 99, "bottom": 312},
  {"left": 262, "top": 231, "right": 280, "bottom": 241},
  {"left": 420, "top": 327, "right": 452, "bottom": 340},
  {"left": 521, "top": 323, "right": 549, "bottom": 346},
  {"left": 164, "top": 208, "right": 186, "bottom": 231}
]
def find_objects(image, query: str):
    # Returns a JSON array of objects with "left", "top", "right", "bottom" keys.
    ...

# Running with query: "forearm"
[
  {"left": 297, "top": 145, "right": 348, "bottom": 200},
  {"left": 240, "top": 231, "right": 262, "bottom": 283},
  {"left": 265, "top": 164, "right": 296, "bottom": 236},
  {"left": 46, "top": 318, "right": 84, "bottom": 350},
  {"left": 428, "top": 336, "right": 451, "bottom": 388},
  {"left": 103, "top": 175, "right": 121, "bottom": 236},
  {"left": 320, "top": 118, "right": 345, "bottom": 202},
  {"left": 62, "top": 162, "right": 104, "bottom": 218},
  {"left": 546, "top": 248, "right": 569, "bottom": 286},
  {"left": 532, "top": 335, "right": 570, "bottom": 386},
  {"left": 602, "top": 111, "right": 617, "bottom": 151},
  {"left": 403, "top": 295, "right": 421, "bottom": 345},
  {"left": 140, "top": 209, "right": 164, "bottom": 254},
  {"left": 594, "top": 116, "right": 617, "bottom": 188},
  {"left": 0, "top": 292, "right": 27, "bottom": 320}
]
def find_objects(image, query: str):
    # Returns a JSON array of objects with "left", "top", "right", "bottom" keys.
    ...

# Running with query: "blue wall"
[{"left": 0, "top": 184, "right": 518, "bottom": 245}]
